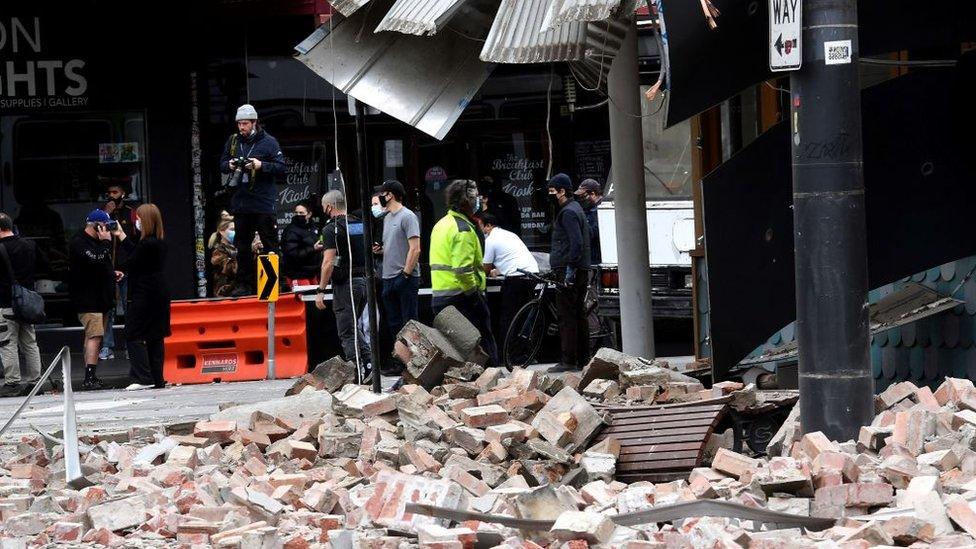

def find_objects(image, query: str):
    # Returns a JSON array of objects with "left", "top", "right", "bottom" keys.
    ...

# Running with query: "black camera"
[
  {"left": 106, "top": 221, "right": 119, "bottom": 232},
  {"left": 226, "top": 156, "right": 254, "bottom": 188}
]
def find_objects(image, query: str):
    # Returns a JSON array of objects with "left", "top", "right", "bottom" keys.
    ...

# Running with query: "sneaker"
[
  {"left": 0, "top": 382, "right": 21, "bottom": 397},
  {"left": 547, "top": 362, "right": 581, "bottom": 373},
  {"left": 124, "top": 383, "right": 153, "bottom": 391},
  {"left": 98, "top": 348, "right": 115, "bottom": 360},
  {"left": 81, "top": 376, "right": 105, "bottom": 391}
]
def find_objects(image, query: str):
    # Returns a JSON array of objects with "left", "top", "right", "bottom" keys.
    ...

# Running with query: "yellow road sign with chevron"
[{"left": 257, "top": 254, "right": 279, "bottom": 302}]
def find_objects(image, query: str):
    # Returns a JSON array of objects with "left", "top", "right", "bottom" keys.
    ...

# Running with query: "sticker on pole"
[
  {"left": 824, "top": 40, "right": 852, "bottom": 65},
  {"left": 257, "top": 253, "right": 279, "bottom": 302},
  {"left": 769, "top": 0, "right": 801, "bottom": 72}
]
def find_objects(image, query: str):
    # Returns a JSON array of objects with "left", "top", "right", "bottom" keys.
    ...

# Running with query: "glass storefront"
[{"left": 0, "top": 110, "right": 149, "bottom": 324}]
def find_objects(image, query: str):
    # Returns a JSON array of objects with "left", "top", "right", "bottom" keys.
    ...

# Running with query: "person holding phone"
[
  {"left": 69, "top": 210, "right": 123, "bottom": 390},
  {"left": 113, "top": 204, "right": 170, "bottom": 390}
]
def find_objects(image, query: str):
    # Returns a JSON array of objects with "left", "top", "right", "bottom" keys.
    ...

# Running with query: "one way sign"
[
  {"left": 769, "top": 0, "right": 801, "bottom": 72},
  {"left": 257, "top": 253, "right": 279, "bottom": 302}
]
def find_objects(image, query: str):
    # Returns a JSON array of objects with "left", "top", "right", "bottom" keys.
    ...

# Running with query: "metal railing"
[{"left": 0, "top": 346, "right": 81, "bottom": 483}]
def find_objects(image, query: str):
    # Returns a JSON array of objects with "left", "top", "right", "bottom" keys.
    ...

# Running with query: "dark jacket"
[
  {"left": 219, "top": 128, "right": 286, "bottom": 214},
  {"left": 118, "top": 237, "right": 171, "bottom": 340},
  {"left": 281, "top": 217, "right": 322, "bottom": 280},
  {"left": 550, "top": 200, "right": 591, "bottom": 273},
  {"left": 323, "top": 214, "right": 367, "bottom": 282},
  {"left": 0, "top": 235, "right": 43, "bottom": 308},
  {"left": 68, "top": 230, "right": 115, "bottom": 313},
  {"left": 582, "top": 202, "right": 601, "bottom": 264}
]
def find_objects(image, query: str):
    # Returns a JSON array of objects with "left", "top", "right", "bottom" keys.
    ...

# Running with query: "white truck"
[{"left": 595, "top": 200, "right": 696, "bottom": 337}]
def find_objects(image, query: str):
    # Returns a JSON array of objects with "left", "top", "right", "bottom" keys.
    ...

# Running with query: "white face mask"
[{"left": 135, "top": 218, "right": 142, "bottom": 232}]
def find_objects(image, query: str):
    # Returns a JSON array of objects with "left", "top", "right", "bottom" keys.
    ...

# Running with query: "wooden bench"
[{"left": 593, "top": 398, "right": 730, "bottom": 483}]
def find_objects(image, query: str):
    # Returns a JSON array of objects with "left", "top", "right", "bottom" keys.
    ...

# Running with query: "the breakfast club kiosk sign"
[{"left": 0, "top": 16, "right": 90, "bottom": 111}]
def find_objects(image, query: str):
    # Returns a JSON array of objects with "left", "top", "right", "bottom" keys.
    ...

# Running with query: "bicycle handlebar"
[{"left": 515, "top": 269, "right": 568, "bottom": 288}]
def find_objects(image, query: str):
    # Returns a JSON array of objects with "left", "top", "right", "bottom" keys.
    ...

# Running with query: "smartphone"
[{"left": 106, "top": 221, "right": 119, "bottom": 231}]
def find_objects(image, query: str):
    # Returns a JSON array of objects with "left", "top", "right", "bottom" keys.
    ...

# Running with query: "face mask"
[
  {"left": 112, "top": 196, "right": 124, "bottom": 206},
  {"left": 293, "top": 214, "right": 307, "bottom": 226},
  {"left": 378, "top": 194, "right": 390, "bottom": 207},
  {"left": 371, "top": 205, "right": 385, "bottom": 219},
  {"left": 135, "top": 219, "right": 142, "bottom": 232},
  {"left": 226, "top": 230, "right": 235, "bottom": 244},
  {"left": 549, "top": 192, "right": 561, "bottom": 205}
]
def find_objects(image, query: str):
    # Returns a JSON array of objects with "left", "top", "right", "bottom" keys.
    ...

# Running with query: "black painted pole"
[
  {"left": 789, "top": 0, "right": 874, "bottom": 440},
  {"left": 354, "top": 99, "right": 383, "bottom": 394}
]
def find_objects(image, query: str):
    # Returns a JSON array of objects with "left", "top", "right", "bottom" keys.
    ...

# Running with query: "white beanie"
[{"left": 236, "top": 104, "right": 258, "bottom": 121}]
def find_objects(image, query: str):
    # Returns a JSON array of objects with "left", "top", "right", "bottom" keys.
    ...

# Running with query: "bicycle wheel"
[{"left": 504, "top": 299, "right": 547, "bottom": 370}]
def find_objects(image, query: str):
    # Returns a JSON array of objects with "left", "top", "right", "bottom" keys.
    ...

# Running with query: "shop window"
[
  {"left": 639, "top": 87, "right": 693, "bottom": 200},
  {"left": 0, "top": 111, "right": 148, "bottom": 324}
]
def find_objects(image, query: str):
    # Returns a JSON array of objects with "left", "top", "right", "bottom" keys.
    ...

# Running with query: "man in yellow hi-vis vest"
[{"left": 430, "top": 180, "right": 498, "bottom": 365}]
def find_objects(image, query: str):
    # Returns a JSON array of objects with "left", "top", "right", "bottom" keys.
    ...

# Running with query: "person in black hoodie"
[
  {"left": 113, "top": 204, "right": 170, "bottom": 390},
  {"left": 546, "top": 173, "right": 592, "bottom": 373},
  {"left": 0, "top": 213, "right": 46, "bottom": 395},
  {"left": 69, "top": 210, "right": 119, "bottom": 390},
  {"left": 281, "top": 202, "right": 323, "bottom": 284},
  {"left": 219, "top": 104, "right": 286, "bottom": 296}
]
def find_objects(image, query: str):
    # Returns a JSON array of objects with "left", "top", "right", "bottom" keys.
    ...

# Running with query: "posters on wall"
[{"left": 575, "top": 140, "right": 611, "bottom": 187}]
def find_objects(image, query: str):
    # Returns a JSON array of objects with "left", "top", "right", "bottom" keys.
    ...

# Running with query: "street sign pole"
[
  {"left": 257, "top": 253, "right": 280, "bottom": 380},
  {"left": 789, "top": 0, "right": 872, "bottom": 441}
]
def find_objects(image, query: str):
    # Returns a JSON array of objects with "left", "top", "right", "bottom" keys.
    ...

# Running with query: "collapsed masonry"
[{"left": 4, "top": 311, "right": 976, "bottom": 547}]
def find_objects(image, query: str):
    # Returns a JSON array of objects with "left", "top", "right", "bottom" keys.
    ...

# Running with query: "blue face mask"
[
  {"left": 371, "top": 205, "right": 385, "bottom": 219},
  {"left": 226, "top": 230, "right": 235, "bottom": 244}
]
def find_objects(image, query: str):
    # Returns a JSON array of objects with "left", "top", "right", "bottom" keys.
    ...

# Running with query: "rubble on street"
[{"left": 7, "top": 326, "right": 976, "bottom": 548}]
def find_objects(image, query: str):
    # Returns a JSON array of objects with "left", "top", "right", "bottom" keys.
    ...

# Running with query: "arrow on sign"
[
  {"left": 259, "top": 256, "right": 278, "bottom": 301},
  {"left": 774, "top": 33, "right": 784, "bottom": 56}
]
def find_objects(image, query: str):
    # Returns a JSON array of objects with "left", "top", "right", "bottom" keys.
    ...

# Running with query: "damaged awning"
[
  {"left": 296, "top": 0, "right": 494, "bottom": 140},
  {"left": 303, "top": 0, "right": 642, "bottom": 138},
  {"left": 374, "top": 0, "right": 469, "bottom": 36},
  {"left": 738, "top": 283, "right": 965, "bottom": 368}
]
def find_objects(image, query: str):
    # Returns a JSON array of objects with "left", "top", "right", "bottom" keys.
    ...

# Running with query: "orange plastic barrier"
[{"left": 163, "top": 293, "right": 308, "bottom": 384}]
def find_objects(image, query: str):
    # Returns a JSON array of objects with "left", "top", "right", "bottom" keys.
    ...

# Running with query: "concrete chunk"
[
  {"left": 550, "top": 511, "right": 616, "bottom": 544},
  {"left": 531, "top": 387, "right": 606, "bottom": 453},
  {"left": 332, "top": 384, "right": 397, "bottom": 418},
  {"left": 87, "top": 496, "right": 147, "bottom": 532}
]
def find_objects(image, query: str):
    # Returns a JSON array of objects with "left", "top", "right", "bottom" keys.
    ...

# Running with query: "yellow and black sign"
[{"left": 257, "top": 253, "right": 279, "bottom": 302}]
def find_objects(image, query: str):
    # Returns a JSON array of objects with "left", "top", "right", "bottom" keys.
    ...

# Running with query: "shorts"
[{"left": 78, "top": 313, "right": 106, "bottom": 339}]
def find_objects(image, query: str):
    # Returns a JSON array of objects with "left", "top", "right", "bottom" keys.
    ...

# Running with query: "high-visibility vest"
[{"left": 429, "top": 210, "right": 486, "bottom": 298}]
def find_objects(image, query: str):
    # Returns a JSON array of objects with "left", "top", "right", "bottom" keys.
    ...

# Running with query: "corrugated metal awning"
[
  {"left": 373, "top": 0, "right": 467, "bottom": 35},
  {"left": 542, "top": 0, "right": 623, "bottom": 30},
  {"left": 481, "top": 0, "right": 587, "bottom": 64},
  {"left": 327, "top": 0, "right": 371, "bottom": 17},
  {"left": 296, "top": 0, "right": 494, "bottom": 140}
]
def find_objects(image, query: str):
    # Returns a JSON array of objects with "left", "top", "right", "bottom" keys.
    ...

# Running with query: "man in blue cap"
[
  {"left": 547, "top": 173, "right": 592, "bottom": 373},
  {"left": 69, "top": 210, "right": 120, "bottom": 390}
]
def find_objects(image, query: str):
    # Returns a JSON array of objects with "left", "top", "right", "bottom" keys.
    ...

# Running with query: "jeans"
[
  {"left": 127, "top": 338, "right": 165, "bottom": 387},
  {"left": 102, "top": 278, "right": 127, "bottom": 352},
  {"left": 432, "top": 292, "right": 499, "bottom": 367},
  {"left": 556, "top": 270, "right": 591, "bottom": 368},
  {"left": 0, "top": 308, "right": 42, "bottom": 384},
  {"left": 235, "top": 212, "right": 279, "bottom": 289},
  {"left": 333, "top": 277, "right": 371, "bottom": 367},
  {"left": 381, "top": 275, "right": 419, "bottom": 339}
]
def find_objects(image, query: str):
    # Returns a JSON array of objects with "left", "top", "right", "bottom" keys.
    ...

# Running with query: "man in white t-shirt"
[{"left": 481, "top": 213, "right": 539, "bottom": 364}]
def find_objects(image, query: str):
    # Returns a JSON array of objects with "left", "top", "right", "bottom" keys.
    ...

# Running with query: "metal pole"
[
  {"left": 790, "top": 0, "right": 873, "bottom": 440},
  {"left": 267, "top": 301, "right": 276, "bottom": 380},
  {"left": 354, "top": 99, "right": 384, "bottom": 394},
  {"left": 608, "top": 21, "right": 655, "bottom": 358}
]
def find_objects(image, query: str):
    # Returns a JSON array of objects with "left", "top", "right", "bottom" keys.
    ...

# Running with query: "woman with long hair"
[
  {"left": 113, "top": 204, "right": 170, "bottom": 390},
  {"left": 209, "top": 218, "right": 238, "bottom": 297}
]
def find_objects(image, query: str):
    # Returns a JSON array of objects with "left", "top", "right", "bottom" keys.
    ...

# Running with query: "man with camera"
[
  {"left": 69, "top": 210, "right": 123, "bottom": 390},
  {"left": 219, "top": 104, "right": 286, "bottom": 296}
]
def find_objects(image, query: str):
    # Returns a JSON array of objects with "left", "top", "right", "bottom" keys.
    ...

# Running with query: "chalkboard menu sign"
[
  {"left": 575, "top": 140, "right": 611, "bottom": 187},
  {"left": 277, "top": 144, "right": 326, "bottom": 229}
]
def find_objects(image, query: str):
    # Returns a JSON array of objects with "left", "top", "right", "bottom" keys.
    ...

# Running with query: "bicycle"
[{"left": 502, "top": 270, "right": 611, "bottom": 370}]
